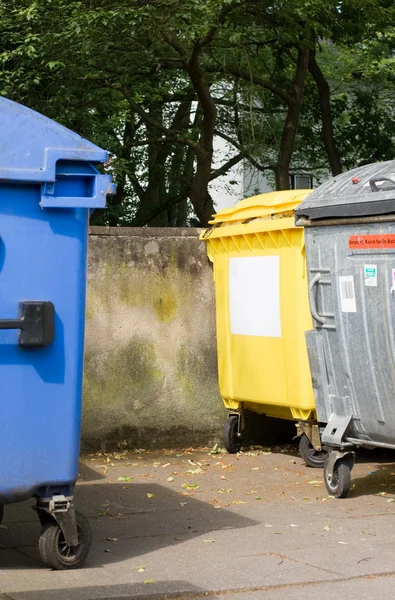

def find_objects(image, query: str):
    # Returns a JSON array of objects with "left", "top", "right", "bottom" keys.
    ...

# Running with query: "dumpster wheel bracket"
[
  {"left": 36, "top": 495, "right": 78, "bottom": 548},
  {"left": 324, "top": 450, "right": 355, "bottom": 498}
]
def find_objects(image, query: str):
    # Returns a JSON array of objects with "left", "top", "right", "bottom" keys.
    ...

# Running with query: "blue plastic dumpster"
[{"left": 0, "top": 98, "right": 115, "bottom": 569}]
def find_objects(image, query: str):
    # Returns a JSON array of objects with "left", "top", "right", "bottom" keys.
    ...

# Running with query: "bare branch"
[
  {"left": 209, "top": 152, "right": 243, "bottom": 181},
  {"left": 122, "top": 88, "right": 199, "bottom": 151},
  {"left": 204, "top": 64, "right": 291, "bottom": 104},
  {"left": 193, "top": 0, "right": 248, "bottom": 57},
  {"left": 215, "top": 98, "right": 286, "bottom": 114},
  {"left": 161, "top": 28, "right": 188, "bottom": 61},
  {"left": 214, "top": 130, "right": 274, "bottom": 173},
  {"left": 214, "top": 129, "right": 241, "bottom": 149}
]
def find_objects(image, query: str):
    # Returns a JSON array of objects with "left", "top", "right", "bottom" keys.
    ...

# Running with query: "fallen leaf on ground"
[
  {"left": 107, "top": 537, "right": 119, "bottom": 542},
  {"left": 307, "top": 480, "right": 323, "bottom": 486},
  {"left": 204, "top": 538, "right": 216, "bottom": 543},
  {"left": 323, "top": 525, "right": 331, "bottom": 531},
  {"left": 138, "top": 567, "right": 146, "bottom": 572},
  {"left": 118, "top": 476, "right": 134, "bottom": 482},
  {"left": 386, "top": 498, "right": 395, "bottom": 502},
  {"left": 144, "top": 580, "right": 154, "bottom": 584},
  {"left": 147, "top": 493, "right": 155, "bottom": 498},
  {"left": 162, "top": 463, "right": 170, "bottom": 468},
  {"left": 251, "top": 467, "right": 260, "bottom": 471},
  {"left": 167, "top": 476, "right": 174, "bottom": 482},
  {"left": 232, "top": 500, "right": 247, "bottom": 505},
  {"left": 182, "top": 483, "right": 200, "bottom": 490}
]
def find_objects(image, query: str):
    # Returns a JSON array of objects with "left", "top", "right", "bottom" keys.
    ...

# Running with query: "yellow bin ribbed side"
[{"left": 200, "top": 190, "right": 315, "bottom": 422}]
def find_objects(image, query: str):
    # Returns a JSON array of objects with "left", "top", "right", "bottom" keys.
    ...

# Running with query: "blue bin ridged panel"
[{"left": 0, "top": 183, "right": 88, "bottom": 503}]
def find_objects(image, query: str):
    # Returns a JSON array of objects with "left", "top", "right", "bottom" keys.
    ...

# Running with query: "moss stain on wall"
[{"left": 83, "top": 231, "right": 223, "bottom": 449}]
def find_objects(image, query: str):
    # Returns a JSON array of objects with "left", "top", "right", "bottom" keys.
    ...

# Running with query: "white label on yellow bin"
[{"left": 229, "top": 256, "right": 281, "bottom": 337}]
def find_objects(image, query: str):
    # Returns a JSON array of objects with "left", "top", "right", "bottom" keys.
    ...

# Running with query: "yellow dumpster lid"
[{"left": 209, "top": 189, "right": 313, "bottom": 224}]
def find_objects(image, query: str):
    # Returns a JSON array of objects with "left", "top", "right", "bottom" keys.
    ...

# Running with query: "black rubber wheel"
[
  {"left": 0, "top": 505, "right": 3, "bottom": 525},
  {"left": 224, "top": 415, "right": 242, "bottom": 454},
  {"left": 299, "top": 433, "right": 326, "bottom": 468},
  {"left": 324, "top": 455, "right": 351, "bottom": 499},
  {"left": 38, "top": 510, "right": 92, "bottom": 570}
]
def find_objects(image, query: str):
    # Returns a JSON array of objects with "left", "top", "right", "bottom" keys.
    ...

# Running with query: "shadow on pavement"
[
  {"left": 7, "top": 581, "right": 205, "bottom": 600},
  {"left": 348, "top": 457, "right": 395, "bottom": 499},
  {"left": 0, "top": 464, "right": 259, "bottom": 570}
]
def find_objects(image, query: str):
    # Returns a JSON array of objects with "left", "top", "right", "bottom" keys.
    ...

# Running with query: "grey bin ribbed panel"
[{"left": 297, "top": 161, "right": 395, "bottom": 450}]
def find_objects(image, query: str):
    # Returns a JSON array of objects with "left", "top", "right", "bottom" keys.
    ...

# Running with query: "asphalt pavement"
[{"left": 1, "top": 443, "right": 395, "bottom": 600}]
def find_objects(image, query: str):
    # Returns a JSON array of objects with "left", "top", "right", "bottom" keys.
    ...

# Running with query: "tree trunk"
[
  {"left": 168, "top": 101, "right": 193, "bottom": 226},
  {"left": 186, "top": 55, "right": 217, "bottom": 225},
  {"left": 309, "top": 51, "right": 342, "bottom": 176},
  {"left": 275, "top": 46, "right": 310, "bottom": 190}
]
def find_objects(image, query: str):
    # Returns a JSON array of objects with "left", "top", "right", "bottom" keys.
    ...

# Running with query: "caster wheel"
[
  {"left": 224, "top": 415, "right": 242, "bottom": 454},
  {"left": 38, "top": 510, "right": 92, "bottom": 570},
  {"left": 299, "top": 433, "right": 326, "bottom": 468},
  {"left": 0, "top": 505, "right": 3, "bottom": 525},
  {"left": 324, "top": 454, "right": 351, "bottom": 499}
]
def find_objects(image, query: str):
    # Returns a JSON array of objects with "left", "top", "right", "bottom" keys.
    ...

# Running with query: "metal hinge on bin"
[{"left": 48, "top": 495, "right": 72, "bottom": 514}]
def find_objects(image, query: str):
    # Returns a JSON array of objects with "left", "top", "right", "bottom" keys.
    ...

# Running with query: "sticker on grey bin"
[
  {"left": 391, "top": 269, "right": 395, "bottom": 294},
  {"left": 339, "top": 275, "right": 356, "bottom": 313},
  {"left": 364, "top": 264, "right": 377, "bottom": 287}
]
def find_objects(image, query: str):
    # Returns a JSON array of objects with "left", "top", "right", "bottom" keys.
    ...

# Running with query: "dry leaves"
[{"left": 181, "top": 483, "right": 200, "bottom": 490}]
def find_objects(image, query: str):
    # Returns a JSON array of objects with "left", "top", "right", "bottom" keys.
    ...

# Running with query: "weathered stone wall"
[{"left": 82, "top": 227, "right": 226, "bottom": 450}]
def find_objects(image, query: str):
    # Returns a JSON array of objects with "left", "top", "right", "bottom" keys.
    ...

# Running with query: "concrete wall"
[{"left": 82, "top": 227, "right": 226, "bottom": 450}]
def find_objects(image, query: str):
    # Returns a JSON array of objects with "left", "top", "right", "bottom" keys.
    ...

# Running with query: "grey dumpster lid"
[
  {"left": 295, "top": 161, "right": 395, "bottom": 220},
  {"left": 0, "top": 97, "right": 108, "bottom": 183}
]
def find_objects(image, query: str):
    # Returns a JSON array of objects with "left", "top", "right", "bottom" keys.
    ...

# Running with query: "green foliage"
[{"left": 0, "top": 0, "right": 395, "bottom": 225}]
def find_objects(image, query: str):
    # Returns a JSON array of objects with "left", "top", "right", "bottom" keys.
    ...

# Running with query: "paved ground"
[{"left": 1, "top": 443, "right": 395, "bottom": 599}]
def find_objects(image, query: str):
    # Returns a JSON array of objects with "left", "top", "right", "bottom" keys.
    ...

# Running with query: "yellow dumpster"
[{"left": 201, "top": 190, "right": 324, "bottom": 466}]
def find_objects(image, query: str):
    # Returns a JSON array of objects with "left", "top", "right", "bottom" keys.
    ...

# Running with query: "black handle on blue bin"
[{"left": 0, "top": 301, "right": 55, "bottom": 348}]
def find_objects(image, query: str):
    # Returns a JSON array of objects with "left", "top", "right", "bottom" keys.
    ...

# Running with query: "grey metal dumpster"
[{"left": 295, "top": 160, "right": 395, "bottom": 498}]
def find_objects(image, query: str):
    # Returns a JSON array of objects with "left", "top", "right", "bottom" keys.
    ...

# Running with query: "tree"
[{"left": 1, "top": 0, "right": 395, "bottom": 226}]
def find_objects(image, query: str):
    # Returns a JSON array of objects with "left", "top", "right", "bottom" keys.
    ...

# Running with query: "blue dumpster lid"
[
  {"left": 0, "top": 97, "right": 108, "bottom": 183},
  {"left": 295, "top": 160, "right": 395, "bottom": 221}
]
